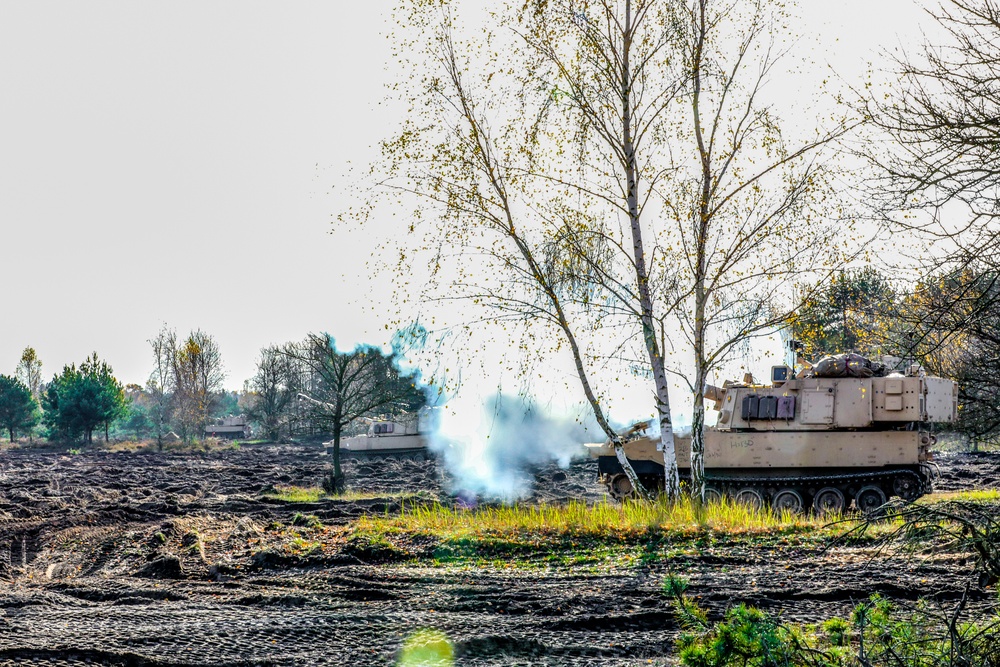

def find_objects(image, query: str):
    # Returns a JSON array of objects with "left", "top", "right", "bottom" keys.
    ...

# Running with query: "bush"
[
  {"left": 666, "top": 581, "right": 1000, "bottom": 667},
  {"left": 321, "top": 470, "right": 345, "bottom": 495},
  {"left": 821, "top": 617, "right": 850, "bottom": 647},
  {"left": 290, "top": 513, "right": 322, "bottom": 529},
  {"left": 676, "top": 603, "right": 829, "bottom": 667}
]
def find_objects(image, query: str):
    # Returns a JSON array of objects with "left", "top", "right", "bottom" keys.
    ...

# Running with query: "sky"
[{"left": 0, "top": 0, "right": 932, "bottom": 391}]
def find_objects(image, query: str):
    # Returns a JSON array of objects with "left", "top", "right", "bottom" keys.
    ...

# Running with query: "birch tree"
[
  {"left": 171, "top": 330, "right": 226, "bottom": 442},
  {"left": 668, "top": 0, "right": 859, "bottom": 498},
  {"left": 523, "top": 0, "right": 858, "bottom": 500},
  {"left": 15, "top": 347, "right": 42, "bottom": 441},
  {"left": 517, "top": 0, "right": 687, "bottom": 498},
  {"left": 147, "top": 325, "right": 177, "bottom": 450},
  {"left": 15, "top": 347, "right": 42, "bottom": 401},
  {"left": 369, "top": 0, "right": 861, "bottom": 500},
  {"left": 375, "top": 0, "right": 689, "bottom": 498}
]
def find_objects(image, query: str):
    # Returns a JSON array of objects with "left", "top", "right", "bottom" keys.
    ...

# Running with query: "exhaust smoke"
[{"left": 426, "top": 393, "right": 595, "bottom": 501}]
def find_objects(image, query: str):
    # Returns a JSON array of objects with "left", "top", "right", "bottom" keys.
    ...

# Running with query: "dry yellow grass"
[
  {"left": 357, "top": 496, "right": 839, "bottom": 540},
  {"left": 263, "top": 485, "right": 425, "bottom": 503}
]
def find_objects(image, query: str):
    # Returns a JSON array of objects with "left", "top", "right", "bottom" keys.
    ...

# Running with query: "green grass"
[
  {"left": 922, "top": 488, "right": 1000, "bottom": 503},
  {"left": 300, "top": 489, "right": 1000, "bottom": 568},
  {"left": 265, "top": 486, "right": 325, "bottom": 503}
]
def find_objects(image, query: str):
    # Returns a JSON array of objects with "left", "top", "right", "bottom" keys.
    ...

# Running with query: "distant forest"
[{"left": 0, "top": 326, "right": 425, "bottom": 448}]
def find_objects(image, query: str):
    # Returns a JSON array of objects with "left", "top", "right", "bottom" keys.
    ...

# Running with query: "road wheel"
[
  {"left": 855, "top": 485, "right": 887, "bottom": 515},
  {"left": 704, "top": 486, "right": 724, "bottom": 505},
  {"left": 733, "top": 487, "right": 765, "bottom": 511},
  {"left": 892, "top": 473, "right": 922, "bottom": 501},
  {"left": 813, "top": 487, "right": 846, "bottom": 516},
  {"left": 772, "top": 488, "right": 805, "bottom": 515},
  {"left": 607, "top": 474, "right": 635, "bottom": 501}
]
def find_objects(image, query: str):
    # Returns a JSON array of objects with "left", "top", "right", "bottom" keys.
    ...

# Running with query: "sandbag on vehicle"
[{"left": 810, "top": 353, "right": 887, "bottom": 378}]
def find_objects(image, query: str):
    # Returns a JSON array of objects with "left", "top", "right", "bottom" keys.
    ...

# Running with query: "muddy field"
[{"left": 0, "top": 445, "right": 997, "bottom": 666}]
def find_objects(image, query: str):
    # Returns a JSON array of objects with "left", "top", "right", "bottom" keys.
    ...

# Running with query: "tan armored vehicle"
[
  {"left": 325, "top": 414, "right": 430, "bottom": 460},
  {"left": 204, "top": 415, "right": 251, "bottom": 440},
  {"left": 589, "top": 354, "right": 958, "bottom": 512}
]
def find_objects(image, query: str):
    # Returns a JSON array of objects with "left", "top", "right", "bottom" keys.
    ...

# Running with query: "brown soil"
[{"left": 0, "top": 445, "right": 996, "bottom": 666}]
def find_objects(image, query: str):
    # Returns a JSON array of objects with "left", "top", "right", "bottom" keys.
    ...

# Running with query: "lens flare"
[{"left": 397, "top": 629, "right": 454, "bottom": 667}]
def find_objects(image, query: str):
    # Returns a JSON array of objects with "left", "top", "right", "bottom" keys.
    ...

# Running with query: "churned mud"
[{"left": 0, "top": 445, "right": 996, "bottom": 666}]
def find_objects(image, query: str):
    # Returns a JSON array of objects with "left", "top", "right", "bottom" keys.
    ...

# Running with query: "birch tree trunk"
[
  {"left": 689, "top": 0, "right": 711, "bottom": 503},
  {"left": 432, "top": 27, "right": 655, "bottom": 501},
  {"left": 622, "top": 0, "right": 680, "bottom": 500},
  {"left": 556, "top": 292, "right": 652, "bottom": 501}
]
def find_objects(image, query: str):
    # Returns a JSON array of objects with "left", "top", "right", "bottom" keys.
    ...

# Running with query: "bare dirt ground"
[{"left": 0, "top": 445, "right": 996, "bottom": 666}]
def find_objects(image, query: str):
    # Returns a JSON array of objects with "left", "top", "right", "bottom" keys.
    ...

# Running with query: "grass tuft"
[
  {"left": 922, "top": 489, "right": 1000, "bottom": 503},
  {"left": 263, "top": 485, "right": 431, "bottom": 504},
  {"left": 357, "top": 496, "right": 836, "bottom": 540},
  {"left": 265, "top": 486, "right": 325, "bottom": 503}
]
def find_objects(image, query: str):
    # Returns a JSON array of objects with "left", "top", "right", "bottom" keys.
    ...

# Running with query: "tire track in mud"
[{"left": 0, "top": 445, "right": 996, "bottom": 665}]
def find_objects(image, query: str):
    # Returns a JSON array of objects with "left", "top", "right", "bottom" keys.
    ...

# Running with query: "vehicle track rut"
[{"left": 0, "top": 446, "right": 995, "bottom": 665}]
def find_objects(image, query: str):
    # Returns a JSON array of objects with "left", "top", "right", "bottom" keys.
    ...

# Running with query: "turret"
[{"left": 709, "top": 353, "right": 957, "bottom": 433}]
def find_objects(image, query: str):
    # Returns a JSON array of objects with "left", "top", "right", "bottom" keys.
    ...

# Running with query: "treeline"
[
  {"left": 0, "top": 326, "right": 234, "bottom": 446},
  {"left": 0, "top": 325, "right": 426, "bottom": 449},
  {"left": 0, "top": 349, "right": 128, "bottom": 444},
  {"left": 792, "top": 266, "right": 1000, "bottom": 449}
]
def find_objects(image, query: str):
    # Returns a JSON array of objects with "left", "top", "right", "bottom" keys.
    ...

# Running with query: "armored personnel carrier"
[
  {"left": 589, "top": 355, "right": 958, "bottom": 513},
  {"left": 325, "top": 414, "right": 430, "bottom": 460}
]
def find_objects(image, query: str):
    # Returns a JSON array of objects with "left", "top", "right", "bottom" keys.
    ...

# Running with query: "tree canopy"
[
  {"left": 790, "top": 269, "right": 900, "bottom": 359},
  {"left": 287, "top": 333, "right": 427, "bottom": 491},
  {"left": 363, "top": 0, "right": 866, "bottom": 499},
  {"left": 43, "top": 353, "right": 126, "bottom": 444},
  {"left": 0, "top": 375, "right": 38, "bottom": 443}
]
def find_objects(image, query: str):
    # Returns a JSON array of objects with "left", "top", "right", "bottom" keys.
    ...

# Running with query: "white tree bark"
[{"left": 622, "top": 0, "right": 681, "bottom": 499}]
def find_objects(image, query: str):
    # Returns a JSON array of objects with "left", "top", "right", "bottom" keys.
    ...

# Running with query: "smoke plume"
[{"left": 426, "top": 393, "right": 596, "bottom": 501}]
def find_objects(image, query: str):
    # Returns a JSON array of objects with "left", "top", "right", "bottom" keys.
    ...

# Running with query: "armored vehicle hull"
[
  {"left": 592, "top": 357, "right": 956, "bottom": 513},
  {"left": 324, "top": 417, "right": 430, "bottom": 461},
  {"left": 590, "top": 429, "right": 935, "bottom": 512}
]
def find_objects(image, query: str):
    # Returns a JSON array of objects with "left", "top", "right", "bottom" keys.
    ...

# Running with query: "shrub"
[
  {"left": 676, "top": 603, "right": 829, "bottom": 667},
  {"left": 666, "top": 582, "right": 1000, "bottom": 667},
  {"left": 290, "top": 513, "right": 322, "bottom": 529},
  {"left": 821, "top": 617, "right": 850, "bottom": 647}
]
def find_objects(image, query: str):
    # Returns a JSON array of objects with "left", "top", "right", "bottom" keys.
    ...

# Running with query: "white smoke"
[{"left": 426, "top": 393, "right": 598, "bottom": 501}]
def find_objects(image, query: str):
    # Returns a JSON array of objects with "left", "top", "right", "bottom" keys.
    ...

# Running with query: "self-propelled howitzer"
[{"left": 589, "top": 357, "right": 958, "bottom": 513}]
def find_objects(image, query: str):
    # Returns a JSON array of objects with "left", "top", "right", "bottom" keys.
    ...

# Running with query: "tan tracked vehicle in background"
[
  {"left": 589, "top": 355, "right": 958, "bottom": 513},
  {"left": 325, "top": 414, "right": 430, "bottom": 461}
]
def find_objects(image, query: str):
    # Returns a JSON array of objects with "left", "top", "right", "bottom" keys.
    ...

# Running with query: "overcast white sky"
[{"left": 0, "top": 1, "right": 931, "bottom": 389}]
